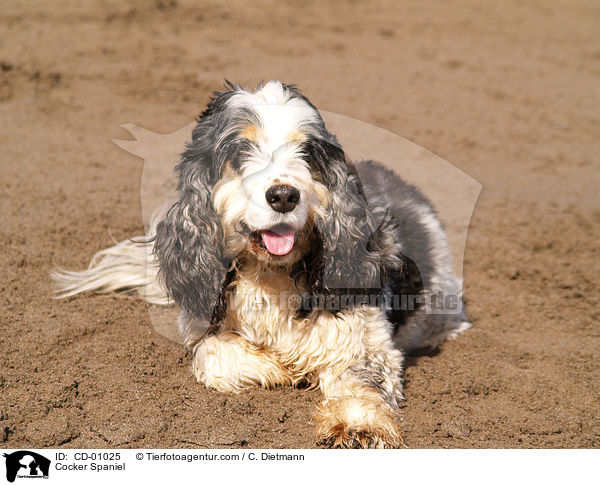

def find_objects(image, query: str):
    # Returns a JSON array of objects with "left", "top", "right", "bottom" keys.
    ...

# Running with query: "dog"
[{"left": 53, "top": 80, "right": 471, "bottom": 448}]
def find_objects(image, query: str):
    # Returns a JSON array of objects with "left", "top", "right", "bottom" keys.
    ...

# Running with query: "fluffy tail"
[{"left": 51, "top": 205, "right": 172, "bottom": 306}]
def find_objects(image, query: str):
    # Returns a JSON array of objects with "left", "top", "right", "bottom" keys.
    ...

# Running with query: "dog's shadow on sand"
[{"left": 402, "top": 346, "right": 441, "bottom": 371}]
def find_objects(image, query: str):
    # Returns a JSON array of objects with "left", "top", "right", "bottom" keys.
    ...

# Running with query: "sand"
[{"left": 1, "top": 0, "right": 598, "bottom": 448}]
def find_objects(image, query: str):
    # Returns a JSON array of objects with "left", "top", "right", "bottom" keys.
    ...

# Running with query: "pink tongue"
[{"left": 261, "top": 227, "right": 296, "bottom": 255}]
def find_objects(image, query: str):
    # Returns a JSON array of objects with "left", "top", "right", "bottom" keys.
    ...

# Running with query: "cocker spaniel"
[{"left": 53, "top": 80, "right": 471, "bottom": 448}]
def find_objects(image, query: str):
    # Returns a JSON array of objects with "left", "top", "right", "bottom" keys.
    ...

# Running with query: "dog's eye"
[
  {"left": 301, "top": 139, "right": 337, "bottom": 183},
  {"left": 220, "top": 139, "right": 253, "bottom": 176}
]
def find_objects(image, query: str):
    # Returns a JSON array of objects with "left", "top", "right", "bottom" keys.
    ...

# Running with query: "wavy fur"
[{"left": 53, "top": 80, "right": 471, "bottom": 448}]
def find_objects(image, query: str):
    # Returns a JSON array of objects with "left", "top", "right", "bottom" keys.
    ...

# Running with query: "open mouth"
[{"left": 250, "top": 224, "right": 296, "bottom": 256}]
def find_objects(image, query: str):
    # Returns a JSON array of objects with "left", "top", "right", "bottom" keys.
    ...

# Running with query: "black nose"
[{"left": 265, "top": 184, "right": 300, "bottom": 213}]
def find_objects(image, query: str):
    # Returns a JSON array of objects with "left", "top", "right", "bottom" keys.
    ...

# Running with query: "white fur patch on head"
[
  {"left": 227, "top": 80, "right": 319, "bottom": 153},
  {"left": 240, "top": 144, "right": 313, "bottom": 231},
  {"left": 217, "top": 81, "right": 325, "bottom": 234}
]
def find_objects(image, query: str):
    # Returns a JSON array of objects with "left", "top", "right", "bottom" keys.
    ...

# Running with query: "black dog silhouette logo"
[{"left": 3, "top": 451, "right": 51, "bottom": 482}]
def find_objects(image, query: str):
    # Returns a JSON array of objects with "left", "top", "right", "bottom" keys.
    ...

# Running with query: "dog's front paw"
[{"left": 314, "top": 396, "right": 403, "bottom": 449}]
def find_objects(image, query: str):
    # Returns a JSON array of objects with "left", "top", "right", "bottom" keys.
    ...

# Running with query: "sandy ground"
[{"left": 1, "top": 0, "right": 599, "bottom": 448}]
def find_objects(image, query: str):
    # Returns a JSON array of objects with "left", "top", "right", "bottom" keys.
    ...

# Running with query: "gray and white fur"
[{"left": 53, "top": 80, "right": 470, "bottom": 448}]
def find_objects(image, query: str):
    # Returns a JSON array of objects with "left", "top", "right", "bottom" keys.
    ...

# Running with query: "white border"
[{"left": 1, "top": 449, "right": 598, "bottom": 485}]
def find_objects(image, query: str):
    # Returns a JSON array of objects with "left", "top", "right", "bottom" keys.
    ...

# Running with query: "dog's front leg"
[
  {"left": 314, "top": 314, "right": 405, "bottom": 448},
  {"left": 315, "top": 361, "right": 404, "bottom": 448},
  {"left": 192, "top": 331, "right": 292, "bottom": 393}
]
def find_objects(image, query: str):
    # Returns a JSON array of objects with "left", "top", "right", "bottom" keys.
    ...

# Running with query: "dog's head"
[
  {"left": 209, "top": 81, "right": 330, "bottom": 268},
  {"left": 155, "top": 81, "right": 388, "bottom": 326}
]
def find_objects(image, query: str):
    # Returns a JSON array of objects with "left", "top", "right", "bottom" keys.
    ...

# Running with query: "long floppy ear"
[
  {"left": 307, "top": 135, "right": 385, "bottom": 295},
  {"left": 154, "top": 101, "right": 231, "bottom": 325}
]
